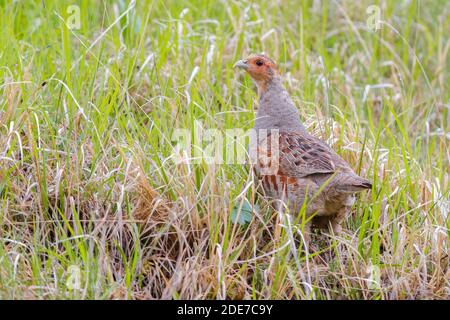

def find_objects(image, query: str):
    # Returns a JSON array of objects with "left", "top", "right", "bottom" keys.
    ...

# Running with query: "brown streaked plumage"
[{"left": 235, "top": 54, "right": 372, "bottom": 244}]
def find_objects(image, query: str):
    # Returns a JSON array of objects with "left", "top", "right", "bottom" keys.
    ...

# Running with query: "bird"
[{"left": 234, "top": 54, "right": 372, "bottom": 244}]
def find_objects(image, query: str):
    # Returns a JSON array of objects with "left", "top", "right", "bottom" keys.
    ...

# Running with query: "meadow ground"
[{"left": 0, "top": 0, "right": 448, "bottom": 299}]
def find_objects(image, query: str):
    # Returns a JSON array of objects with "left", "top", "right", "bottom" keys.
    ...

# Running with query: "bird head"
[{"left": 234, "top": 54, "right": 280, "bottom": 93}]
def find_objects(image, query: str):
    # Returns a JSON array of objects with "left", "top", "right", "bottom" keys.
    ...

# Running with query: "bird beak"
[{"left": 233, "top": 59, "right": 248, "bottom": 70}]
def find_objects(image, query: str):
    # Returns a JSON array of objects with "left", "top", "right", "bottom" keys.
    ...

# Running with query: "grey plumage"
[{"left": 235, "top": 54, "right": 371, "bottom": 242}]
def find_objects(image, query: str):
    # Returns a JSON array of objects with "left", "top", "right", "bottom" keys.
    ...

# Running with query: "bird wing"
[{"left": 256, "top": 131, "right": 337, "bottom": 178}]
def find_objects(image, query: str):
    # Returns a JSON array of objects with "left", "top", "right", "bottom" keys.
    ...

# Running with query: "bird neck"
[{"left": 254, "top": 77, "right": 305, "bottom": 132}]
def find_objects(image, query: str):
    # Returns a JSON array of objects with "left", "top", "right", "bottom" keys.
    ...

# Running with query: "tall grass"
[{"left": 0, "top": 0, "right": 448, "bottom": 299}]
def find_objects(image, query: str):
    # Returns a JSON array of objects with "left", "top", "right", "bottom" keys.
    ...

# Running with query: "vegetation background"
[{"left": 0, "top": 0, "right": 448, "bottom": 299}]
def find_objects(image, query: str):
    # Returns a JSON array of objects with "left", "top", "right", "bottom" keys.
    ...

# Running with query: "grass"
[{"left": 0, "top": 0, "right": 448, "bottom": 299}]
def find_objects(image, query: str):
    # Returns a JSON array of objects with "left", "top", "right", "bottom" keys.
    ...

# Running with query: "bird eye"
[{"left": 256, "top": 60, "right": 264, "bottom": 66}]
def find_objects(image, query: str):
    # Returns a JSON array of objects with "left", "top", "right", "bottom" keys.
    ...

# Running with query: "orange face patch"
[{"left": 244, "top": 54, "right": 279, "bottom": 83}]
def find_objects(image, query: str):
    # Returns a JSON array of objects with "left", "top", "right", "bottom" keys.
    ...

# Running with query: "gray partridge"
[{"left": 235, "top": 54, "right": 371, "bottom": 242}]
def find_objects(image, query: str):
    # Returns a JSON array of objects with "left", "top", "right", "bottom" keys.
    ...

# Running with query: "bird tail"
[{"left": 335, "top": 173, "right": 372, "bottom": 193}]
